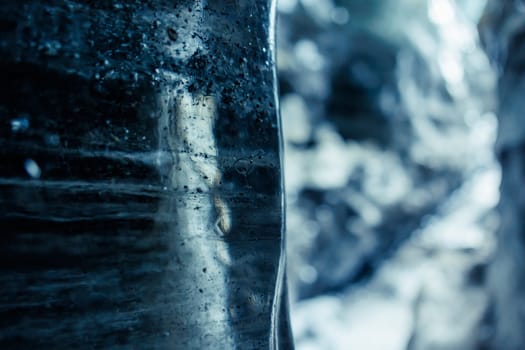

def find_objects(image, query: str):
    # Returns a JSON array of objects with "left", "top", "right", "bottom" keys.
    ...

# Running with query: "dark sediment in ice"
[{"left": 0, "top": 1, "right": 292, "bottom": 348}]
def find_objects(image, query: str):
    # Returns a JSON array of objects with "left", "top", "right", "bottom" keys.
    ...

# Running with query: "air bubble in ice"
[
  {"left": 40, "top": 40, "right": 62, "bottom": 56},
  {"left": 24, "top": 159, "right": 41, "bottom": 178},
  {"left": 331, "top": 7, "right": 349, "bottom": 24},
  {"left": 234, "top": 158, "right": 253, "bottom": 175},
  {"left": 45, "top": 134, "right": 60, "bottom": 146},
  {"left": 11, "top": 117, "right": 29, "bottom": 132}
]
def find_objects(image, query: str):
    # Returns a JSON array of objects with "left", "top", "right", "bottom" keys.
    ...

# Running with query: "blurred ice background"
[{"left": 277, "top": 0, "right": 499, "bottom": 349}]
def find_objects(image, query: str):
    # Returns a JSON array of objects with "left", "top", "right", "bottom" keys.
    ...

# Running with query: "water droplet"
[{"left": 24, "top": 159, "right": 41, "bottom": 178}]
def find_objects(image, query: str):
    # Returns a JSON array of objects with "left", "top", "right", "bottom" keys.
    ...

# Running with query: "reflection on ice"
[
  {"left": 428, "top": 0, "right": 455, "bottom": 25},
  {"left": 294, "top": 40, "right": 325, "bottom": 71},
  {"left": 278, "top": 0, "right": 298, "bottom": 15},
  {"left": 439, "top": 52, "right": 464, "bottom": 85}
]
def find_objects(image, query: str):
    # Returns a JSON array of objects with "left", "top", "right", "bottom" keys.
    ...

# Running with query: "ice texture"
[{"left": 0, "top": 1, "right": 293, "bottom": 349}]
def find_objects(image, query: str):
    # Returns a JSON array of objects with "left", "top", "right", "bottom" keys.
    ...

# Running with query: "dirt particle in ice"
[{"left": 167, "top": 27, "right": 178, "bottom": 41}]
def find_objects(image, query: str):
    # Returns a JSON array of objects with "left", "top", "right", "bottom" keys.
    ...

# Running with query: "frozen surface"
[{"left": 0, "top": 1, "right": 292, "bottom": 348}]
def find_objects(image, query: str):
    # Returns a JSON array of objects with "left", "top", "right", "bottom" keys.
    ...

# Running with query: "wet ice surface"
[
  {"left": 279, "top": 0, "right": 499, "bottom": 348},
  {"left": 0, "top": 1, "right": 292, "bottom": 348}
]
